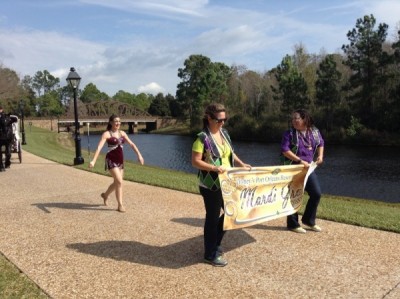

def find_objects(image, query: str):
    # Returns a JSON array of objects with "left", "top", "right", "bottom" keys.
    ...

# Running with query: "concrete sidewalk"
[{"left": 0, "top": 151, "right": 399, "bottom": 298}]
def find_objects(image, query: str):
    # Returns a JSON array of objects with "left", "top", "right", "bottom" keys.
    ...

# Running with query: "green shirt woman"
[{"left": 191, "top": 103, "right": 251, "bottom": 267}]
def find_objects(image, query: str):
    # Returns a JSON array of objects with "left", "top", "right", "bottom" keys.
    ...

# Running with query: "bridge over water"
[
  {"left": 58, "top": 100, "right": 164, "bottom": 133},
  {"left": 58, "top": 116, "right": 159, "bottom": 133}
]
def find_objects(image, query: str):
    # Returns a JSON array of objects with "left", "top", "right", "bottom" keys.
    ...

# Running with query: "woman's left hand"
[
  {"left": 316, "top": 156, "right": 323, "bottom": 165},
  {"left": 137, "top": 154, "right": 144, "bottom": 165},
  {"left": 215, "top": 166, "right": 226, "bottom": 173},
  {"left": 242, "top": 163, "right": 252, "bottom": 170}
]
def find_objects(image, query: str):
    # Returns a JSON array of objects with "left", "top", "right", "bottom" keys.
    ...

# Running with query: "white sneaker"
[
  {"left": 289, "top": 227, "right": 307, "bottom": 234},
  {"left": 304, "top": 224, "right": 322, "bottom": 232}
]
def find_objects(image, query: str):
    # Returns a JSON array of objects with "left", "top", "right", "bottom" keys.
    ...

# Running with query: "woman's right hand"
[
  {"left": 299, "top": 160, "right": 310, "bottom": 168},
  {"left": 215, "top": 165, "right": 226, "bottom": 173},
  {"left": 137, "top": 154, "right": 144, "bottom": 165},
  {"left": 89, "top": 161, "right": 95, "bottom": 168}
]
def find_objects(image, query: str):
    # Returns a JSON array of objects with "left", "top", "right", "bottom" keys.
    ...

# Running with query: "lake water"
[{"left": 81, "top": 133, "right": 400, "bottom": 203}]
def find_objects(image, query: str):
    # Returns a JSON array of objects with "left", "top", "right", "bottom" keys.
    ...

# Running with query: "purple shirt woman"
[{"left": 281, "top": 109, "right": 325, "bottom": 233}]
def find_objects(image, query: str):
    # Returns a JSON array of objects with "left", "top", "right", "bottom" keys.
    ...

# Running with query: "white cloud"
[
  {"left": 363, "top": 0, "right": 400, "bottom": 37},
  {"left": 195, "top": 25, "right": 265, "bottom": 55},
  {"left": 137, "top": 82, "right": 165, "bottom": 94},
  {"left": 0, "top": 27, "right": 180, "bottom": 95},
  {"left": 0, "top": 28, "right": 105, "bottom": 83},
  {"left": 81, "top": 0, "right": 208, "bottom": 18}
]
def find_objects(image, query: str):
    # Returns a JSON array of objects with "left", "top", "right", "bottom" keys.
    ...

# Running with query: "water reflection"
[{"left": 82, "top": 134, "right": 399, "bottom": 203}]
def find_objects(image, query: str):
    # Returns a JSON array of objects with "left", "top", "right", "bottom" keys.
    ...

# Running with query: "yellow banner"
[{"left": 219, "top": 163, "right": 317, "bottom": 230}]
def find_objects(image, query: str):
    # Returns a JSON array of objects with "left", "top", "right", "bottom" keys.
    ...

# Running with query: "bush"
[{"left": 225, "top": 115, "right": 258, "bottom": 141}]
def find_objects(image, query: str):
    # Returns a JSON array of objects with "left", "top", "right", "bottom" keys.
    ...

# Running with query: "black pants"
[
  {"left": 200, "top": 186, "right": 225, "bottom": 260},
  {"left": 0, "top": 143, "right": 11, "bottom": 169},
  {"left": 287, "top": 171, "right": 321, "bottom": 228},
  {"left": 5, "top": 142, "right": 11, "bottom": 167}
]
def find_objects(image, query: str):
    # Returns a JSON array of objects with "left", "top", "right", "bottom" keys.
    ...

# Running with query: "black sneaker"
[{"left": 204, "top": 255, "right": 228, "bottom": 267}]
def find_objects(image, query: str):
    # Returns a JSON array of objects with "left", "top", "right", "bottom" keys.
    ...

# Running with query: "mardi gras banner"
[{"left": 219, "top": 163, "right": 317, "bottom": 230}]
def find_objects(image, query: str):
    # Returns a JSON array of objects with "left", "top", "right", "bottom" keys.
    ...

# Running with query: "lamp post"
[
  {"left": 66, "top": 67, "right": 84, "bottom": 165},
  {"left": 19, "top": 100, "right": 27, "bottom": 145}
]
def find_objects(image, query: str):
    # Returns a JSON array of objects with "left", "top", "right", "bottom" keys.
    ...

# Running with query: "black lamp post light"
[
  {"left": 19, "top": 99, "right": 27, "bottom": 145},
  {"left": 66, "top": 67, "right": 84, "bottom": 165}
]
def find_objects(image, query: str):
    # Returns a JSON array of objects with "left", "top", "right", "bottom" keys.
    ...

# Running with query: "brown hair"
[
  {"left": 202, "top": 103, "right": 226, "bottom": 129},
  {"left": 293, "top": 109, "right": 314, "bottom": 128},
  {"left": 107, "top": 114, "right": 119, "bottom": 130}
]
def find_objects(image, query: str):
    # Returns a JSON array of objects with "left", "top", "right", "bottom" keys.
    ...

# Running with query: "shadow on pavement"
[
  {"left": 249, "top": 224, "right": 287, "bottom": 231},
  {"left": 67, "top": 230, "right": 256, "bottom": 269},
  {"left": 170, "top": 217, "right": 203, "bottom": 227},
  {"left": 171, "top": 217, "right": 286, "bottom": 231},
  {"left": 32, "top": 202, "right": 111, "bottom": 213}
]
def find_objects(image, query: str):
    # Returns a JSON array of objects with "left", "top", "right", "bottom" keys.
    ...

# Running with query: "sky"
[{"left": 1, "top": 0, "right": 399, "bottom": 97}]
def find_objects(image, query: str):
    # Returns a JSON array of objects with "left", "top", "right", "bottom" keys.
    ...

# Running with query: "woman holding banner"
[
  {"left": 192, "top": 103, "right": 251, "bottom": 267},
  {"left": 281, "top": 109, "right": 324, "bottom": 233}
]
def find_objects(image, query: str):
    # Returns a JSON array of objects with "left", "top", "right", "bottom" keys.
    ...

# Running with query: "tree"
[
  {"left": 148, "top": 93, "right": 170, "bottom": 116},
  {"left": 272, "top": 55, "right": 309, "bottom": 116},
  {"left": 36, "top": 90, "right": 64, "bottom": 117},
  {"left": 80, "top": 83, "right": 108, "bottom": 103},
  {"left": 176, "top": 55, "right": 212, "bottom": 125},
  {"left": 0, "top": 65, "right": 26, "bottom": 111},
  {"left": 166, "top": 93, "right": 182, "bottom": 117},
  {"left": 111, "top": 90, "right": 152, "bottom": 111},
  {"left": 112, "top": 90, "right": 135, "bottom": 104},
  {"left": 341, "top": 14, "right": 389, "bottom": 128},
  {"left": 381, "top": 29, "right": 400, "bottom": 132},
  {"left": 292, "top": 44, "right": 319, "bottom": 109},
  {"left": 226, "top": 64, "right": 247, "bottom": 115},
  {"left": 316, "top": 54, "right": 342, "bottom": 132},
  {"left": 208, "top": 62, "right": 231, "bottom": 104},
  {"left": 31, "top": 70, "right": 60, "bottom": 96},
  {"left": 0, "top": 65, "right": 32, "bottom": 114},
  {"left": 176, "top": 54, "right": 231, "bottom": 130},
  {"left": 133, "top": 93, "right": 152, "bottom": 111},
  {"left": 238, "top": 70, "right": 263, "bottom": 118}
]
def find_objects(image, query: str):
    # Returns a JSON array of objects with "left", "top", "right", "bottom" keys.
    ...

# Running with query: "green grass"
[
  {"left": 0, "top": 253, "right": 48, "bottom": 298},
  {"left": 1, "top": 126, "right": 399, "bottom": 298},
  {"left": 302, "top": 196, "right": 399, "bottom": 232},
  {"left": 151, "top": 122, "right": 191, "bottom": 135},
  {"left": 23, "top": 127, "right": 199, "bottom": 193}
]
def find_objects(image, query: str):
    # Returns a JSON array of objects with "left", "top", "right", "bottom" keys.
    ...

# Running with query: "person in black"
[
  {"left": 191, "top": 103, "right": 251, "bottom": 266},
  {"left": 0, "top": 106, "right": 17, "bottom": 170}
]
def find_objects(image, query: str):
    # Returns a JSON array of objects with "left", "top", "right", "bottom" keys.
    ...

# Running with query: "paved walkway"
[{"left": 0, "top": 151, "right": 399, "bottom": 298}]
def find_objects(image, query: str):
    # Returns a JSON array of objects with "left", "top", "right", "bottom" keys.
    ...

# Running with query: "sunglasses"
[{"left": 211, "top": 116, "right": 228, "bottom": 123}]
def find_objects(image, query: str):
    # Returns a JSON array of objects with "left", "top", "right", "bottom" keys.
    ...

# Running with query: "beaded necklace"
[
  {"left": 210, "top": 131, "right": 227, "bottom": 156},
  {"left": 299, "top": 130, "right": 313, "bottom": 150},
  {"left": 216, "top": 140, "right": 227, "bottom": 156}
]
